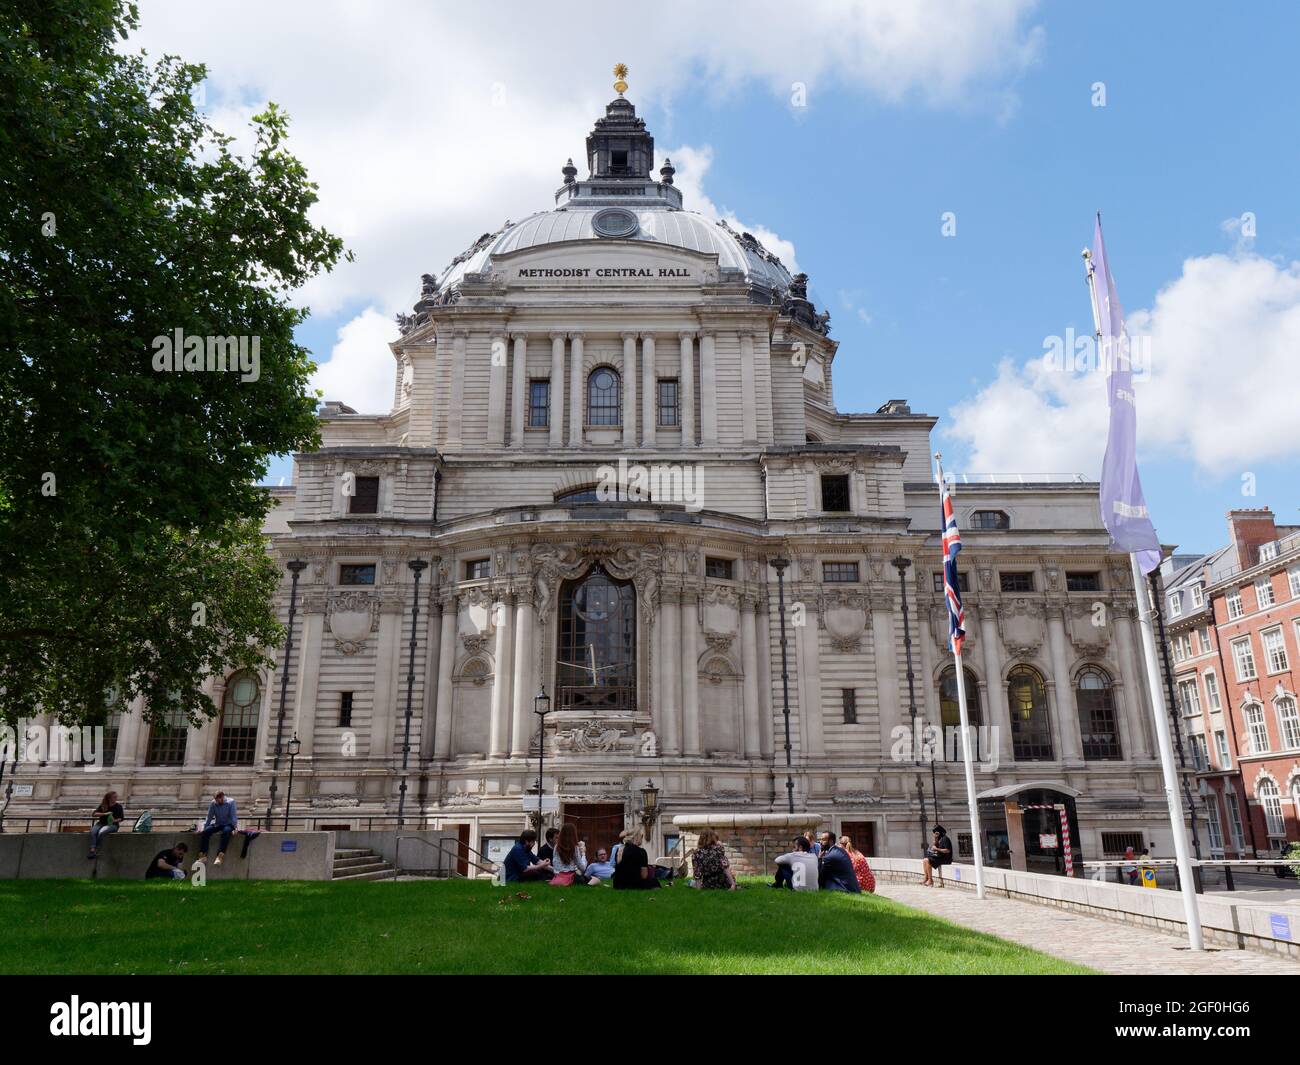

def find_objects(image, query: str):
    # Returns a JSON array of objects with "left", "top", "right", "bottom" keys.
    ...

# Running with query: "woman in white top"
[{"left": 550, "top": 823, "right": 596, "bottom": 885}]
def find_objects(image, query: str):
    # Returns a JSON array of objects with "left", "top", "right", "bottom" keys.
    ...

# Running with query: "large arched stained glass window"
[
  {"left": 587, "top": 367, "right": 621, "bottom": 426},
  {"left": 1076, "top": 665, "right": 1121, "bottom": 761},
  {"left": 557, "top": 567, "right": 636, "bottom": 712},
  {"left": 938, "top": 666, "right": 982, "bottom": 761},
  {"left": 217, "top": 671, "right": 261, "bottom": 765},
  {"left": 1007, "top": 665, "right": 1053, "bottom": 761}
]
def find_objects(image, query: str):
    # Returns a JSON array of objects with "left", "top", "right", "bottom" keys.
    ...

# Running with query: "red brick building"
[{"left": 1162, "top": 509, "right": 1300, "bottom": 858}]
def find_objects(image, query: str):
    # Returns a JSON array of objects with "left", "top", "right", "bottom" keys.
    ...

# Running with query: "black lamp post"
[
  {"left": 533, "top": 686, "right": 552, "bottom": 834},
  {"left": 894, "top": 555, "right": 936, "bottom": 841},
  {"left": 267, "top": 558, "right": 307, "bottom": 826},
  {"left": 397, "top": 559, "right": 428, "bottom": 826},
  {"left": 771, "top": 557, "right": 795, "bottom": 814},
  {"left": 283, "top": 734, "right": 302, "bottom": 831}
]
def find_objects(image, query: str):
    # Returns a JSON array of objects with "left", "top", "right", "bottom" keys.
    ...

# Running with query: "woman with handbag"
[{"left": 549, "top": 823, "right": 595, "bottom": 886}]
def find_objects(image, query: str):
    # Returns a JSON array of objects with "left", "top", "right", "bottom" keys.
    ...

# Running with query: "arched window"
[
  {"left": 938, "top": 667, "right": 982, "bottom": 761},
  {"left": 1244, "top": 702, "right": 1270, "bottom": 755},
  {"left": 970, "top": 510, "right": 1010, "bottom": 530},
  {"left": 1007, "top": 665, "right": 1053, "bottom": 761},
  {"left": 217, "top": 671, "right": 261, "bottom": 765},
  {"left": 555, "top": 484, "right": 649, "bottom": 505},
  {"left": 1257, "top": 778, "right": 1285, "bottom": 836},
  {"left": 587, "top": 367, "right": 621, "bottom": 426},
  {"left": 557, "top": 566, "right": 636, "bottom": 712},
  {"left": 1275, "top": 696, "right": 1300, "bottom": 750},
  {"left": 1076, "top": 665, "right": 1121, "bottom": 761}
]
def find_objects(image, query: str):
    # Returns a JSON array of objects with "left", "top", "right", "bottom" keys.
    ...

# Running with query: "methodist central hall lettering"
[{"left": 515, "top": 266, "right": 690, "bottom": 278}]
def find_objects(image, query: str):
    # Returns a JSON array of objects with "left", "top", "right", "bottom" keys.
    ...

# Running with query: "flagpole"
[
  {"left": 934, "top": 452, "right": 986, "bottom": 900},
  {"left": 1083, "top": 244, "right": 1204, "bottom": 950}
]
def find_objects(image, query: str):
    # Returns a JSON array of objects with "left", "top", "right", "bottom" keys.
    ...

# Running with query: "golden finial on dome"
[{"left": 613, "top": 63, "right": 629, "bottom": 95}]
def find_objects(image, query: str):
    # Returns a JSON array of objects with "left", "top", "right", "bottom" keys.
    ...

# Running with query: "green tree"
[{"left": 0, "top": 1, "right": 347, "bottom": 725}]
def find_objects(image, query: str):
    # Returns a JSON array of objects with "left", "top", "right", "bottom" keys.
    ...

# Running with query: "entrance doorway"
[
  {"left": 840, "top": 821, "right": 876, "bottom": 856},
  {"left": 562, "top": 803, "right": 626, "bottom": 861}
]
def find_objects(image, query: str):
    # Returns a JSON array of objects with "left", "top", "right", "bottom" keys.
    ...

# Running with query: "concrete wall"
[
  {"left": 0, "top": 831, "right": 334, "bottom": 881},
  {"left": 871, "top": 856, "right": 1299, "bottom": 960}
]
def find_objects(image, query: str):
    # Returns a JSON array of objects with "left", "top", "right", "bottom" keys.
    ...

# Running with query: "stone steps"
[{"left": 331, "top": 848, "right": 396, "bottom": 881}]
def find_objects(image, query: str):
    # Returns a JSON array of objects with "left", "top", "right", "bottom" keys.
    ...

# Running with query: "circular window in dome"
[{"left": 592, "top": 207, "right": 639, "bottom": 239}]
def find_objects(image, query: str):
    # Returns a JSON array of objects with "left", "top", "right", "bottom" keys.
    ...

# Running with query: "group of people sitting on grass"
[
  {"left": 502, "top": 823, "right": 878, "bottom": 894},
  {"left": 767, "top": 831, "right": 876, "bottom": 894},
  {"left": 505, "top": 824, "right": 663, "bottom": 888}
]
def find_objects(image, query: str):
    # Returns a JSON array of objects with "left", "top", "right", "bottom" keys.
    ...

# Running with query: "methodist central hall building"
[{"left": 27, "top": 90, "right": 1189, "bottom": 871}]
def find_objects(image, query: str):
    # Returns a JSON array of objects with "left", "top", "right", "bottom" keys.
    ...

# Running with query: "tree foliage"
[{"left": 0, "top": 0, "right": 347, "bottom": 724}]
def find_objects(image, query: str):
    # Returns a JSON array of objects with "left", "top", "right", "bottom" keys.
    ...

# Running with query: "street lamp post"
[
  {"left": 894, "top": 556, "right": 936, "bottom": 843},
  {"left": 267, "top": 559, "right": 307, "bottom": 826},
  {"left": 533, "top": 687, "right": 552, "bottom": 835},
  {"left": 638, "top": 779, "right": 661, "bottom": 836},
  {"left": 397, "top": 559, "right": 428, "bottom": 826},
  {"left": 283, "top": 734, "right": 302, "bottom": 831},
  {"left": 771, "top": 557, "right": 795, "bottom": 814}
]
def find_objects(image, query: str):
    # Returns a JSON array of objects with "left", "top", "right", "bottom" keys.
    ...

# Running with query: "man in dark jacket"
[
  {"left": 503, "top": 830, "right": 552, "bottom": 882},
  {"left": 817, "top": 831, "right": 861, "bottom": 893}
]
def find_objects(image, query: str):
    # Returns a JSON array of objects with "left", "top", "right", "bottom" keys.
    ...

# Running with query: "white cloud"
[
  {"left": 946, "top": 253, "right": 1300, "bottom": 476},
  {"left": 129, "top": 0, "right": 1041, "bottom": 318},
  {"left": 310, "top": 309, "right": 400, "bottom": 415}
]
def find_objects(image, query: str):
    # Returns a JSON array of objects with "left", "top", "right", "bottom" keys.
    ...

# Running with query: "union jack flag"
[{"left": 940, "top": 478, "right": 966, "bottom": 655}]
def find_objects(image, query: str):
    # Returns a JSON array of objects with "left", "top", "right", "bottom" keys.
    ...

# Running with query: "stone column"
[
  {"left": 739, "top": 332, "right": 758, "bottom": 444},
  {"left": 568, "top": 332, "right": 583, "bottom": 448},
  {"left": 510, "top": 592, "right": 536, "bottom": 758},
  {"left": 640, "top": 333, "right": 656, "bottom": 447},
  {"left": 487, "top": 332, "right": 507, "bottom": 446},
  {"left": 509, "top": 334, "right": 527, "bottom": 446},
  {"left": 740, "top": 596, "right": 761, "bottom": 758},
  {"left": 291, "top": 612, "right": 325, "bottom": 756},
  {"left": 680, "top": 590, "right": 701, "bottom": 756},
  {"left": 433, "top": 597, "right": 458, "bottom": 759},
  {"left": 1046, "top": 607, "right": 1084, "bottom": 762},
  {"left": 370, "top": 608, "right": 403, "bottom": 764},
  {"left": 1113, "top": 607, "right": 1153, "bottom": 759},
  {"left": 447, "top": 330, "right": 466, "bottom": 449},
  {"left": 420, "top": 586, "right": 443, "bottom": 759},
  {"left": 621, "top": 332, "right": 638, "bottom": 446},
  {"left": 659, "top": 592, "right": 682, "bottom": 755},
  {"left": 979, "top": 605, "right": 1015, "bottom": 767},
  {"left": 699, "top": 332, "right": 718, "bottom": 445},
  {"left": 549, "top": 332, "right": 566, "bottom": 448},
  {"left": 870, "top": 595, "right": 902, "bottom": 753},
  {"left": 679, "top": 332, "right": 696, "bottom": 446},
  {"left": 798, "top": 607, "right": 826, "bottom": 757},
  {"left": 489, "top": 595, "right": 514, "bottom": 758},
  {"left": 113, "top": 699, "right": 146, "bottom": 767},
  {"left": 757, "top": 595, "right": 774, "bottom": 757}
]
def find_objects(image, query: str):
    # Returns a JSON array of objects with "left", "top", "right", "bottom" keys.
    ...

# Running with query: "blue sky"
[{"left": 133, "top": 1, "right": 1300, "bottom": 556}]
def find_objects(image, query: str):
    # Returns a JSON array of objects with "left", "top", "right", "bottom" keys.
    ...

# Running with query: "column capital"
[
  {"left": 621, "top": 331, "right": 639, "bottom": 342},
  {"left": 509, "top": 331, "right": 529, "bottom": 342},
  {"left": 549, "top": 330, "right": 567, "bottom": 342},
  {"left": 679, "top": 331, "right": 696, "bottom": 342},
  {"left": 639, "top": 331, "right": 657, "bottom": 341},
  {"left": 567, "top": 331, "right": 585, "bottom": 341}
]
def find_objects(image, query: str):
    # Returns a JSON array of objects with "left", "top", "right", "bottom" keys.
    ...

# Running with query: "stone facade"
[{"left": 10, "top": 94, "right": 1188, "bottom": 867}]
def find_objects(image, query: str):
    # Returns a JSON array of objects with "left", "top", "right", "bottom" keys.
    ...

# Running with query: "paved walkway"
[{"left": 877, "top": 881, "right": 1300, "bottom": 975}]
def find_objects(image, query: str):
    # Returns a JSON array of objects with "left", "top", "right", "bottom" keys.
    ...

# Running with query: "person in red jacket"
[{"left": 841, "top": 835, "right": 876, "bottom": 893}]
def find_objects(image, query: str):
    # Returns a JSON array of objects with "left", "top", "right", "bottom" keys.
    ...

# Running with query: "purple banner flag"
[{"left": 1093, "top": 215, "right": 1161, "bottom": 574}]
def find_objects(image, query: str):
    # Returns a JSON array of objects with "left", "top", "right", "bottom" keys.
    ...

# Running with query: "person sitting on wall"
[
  {"left": 585, "top": 847, "right": 616, "bottom": 882},
  {"left": 772, "top": 835, "right": 819, "bottom": 891},
  {"left": 503, "top": 829, "right": 553, "bottom": 882},
  {"left": 612, "top": 828, "right": 660, "bottom": 890},
  {"left": 146, "top": 842, "right": 189, "bottom": 880},
  {"left": 88, "top": 790, "right": 124, "bottom": 860},
  {"left": 921, "top": 825, "right": 953, "bottom": 887},
  {"left": 195, "top": 790, "right": 238, "bottom": 867},
  {"left": 817, "top": 832, "right": 861, "bottom": 893},
  {"left": 538, "top": 827, "right": 559, "bottom": 864}
]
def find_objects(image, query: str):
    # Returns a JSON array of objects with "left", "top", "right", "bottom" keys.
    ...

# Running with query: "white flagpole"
[
  {"left": 1083, "top": 248, "right": 1204, "bottom": 950},
  {"left": 934, "top": 452, "right": 986, "bottom": 900}
]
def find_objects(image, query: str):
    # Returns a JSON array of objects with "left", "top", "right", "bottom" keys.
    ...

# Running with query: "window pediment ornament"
[
  {"left": 1271, "top": 681, "right": 1297, "bottom": 704},
  {"left": 326, "top": 592, "right": 380, "bottom": 654},
  {"left": 554, "top": 720, "right": 636, "bottom": 753}
]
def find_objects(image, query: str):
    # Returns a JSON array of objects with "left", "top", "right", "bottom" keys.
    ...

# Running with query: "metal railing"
[
  {"left": 395, "top": 835, "right": 497, "bottom": 880},
  {"left": 1085, "top": 858, "right": 1298, "bottom": 891},
  {"left": 1, "top": 813, "right": 435, "bottom": 834}
]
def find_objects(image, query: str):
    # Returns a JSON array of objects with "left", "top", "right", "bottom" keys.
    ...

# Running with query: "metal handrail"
[{"left": 405, "top": 835, "right": 497, "bottom": 879}]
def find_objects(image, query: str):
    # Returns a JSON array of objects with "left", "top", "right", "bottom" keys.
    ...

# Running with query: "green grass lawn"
[{"left": 0, "top": 877, "right": 1091, "bottom": 975}]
